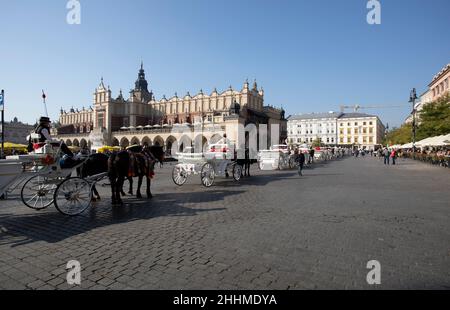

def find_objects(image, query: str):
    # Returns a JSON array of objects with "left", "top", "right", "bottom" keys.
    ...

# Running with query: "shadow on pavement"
[{"left": 0, "top": 189, "right": 242, "bottom": 246}]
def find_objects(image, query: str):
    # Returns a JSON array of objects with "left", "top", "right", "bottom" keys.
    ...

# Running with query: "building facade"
[
  {"left": 0, "top": 117, "right": 35, "bottom": 144},
  {"left": 429, "top": 63, "right": 450, "bottom": 101},
  {"left": 287, "top": 112, "right": 385, "bottom": 150},
  {"left": 337, "top": 113, "right": 385, "bottom": 150},
  {"left": 56, "top": 64, "right": 287, "bottom": 152},
  {"left": 287, "top": 112, "right": 341, "bottom": 145},
  {"left": 405, "top": 62, "right": 450, "bottom": 124}
]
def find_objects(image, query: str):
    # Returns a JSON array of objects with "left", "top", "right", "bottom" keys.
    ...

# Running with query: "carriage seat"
[{"left": 59, "top": 154, "right": 85, "bottom": 169}]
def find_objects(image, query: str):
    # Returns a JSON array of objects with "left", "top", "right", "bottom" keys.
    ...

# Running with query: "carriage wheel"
[
  {"left": 21, "top": 175, "right": 58, "bottom": 210},
  {"left": 53, "top": 177, "right": 92, "bottom": 216},
  {"left": 172, "top": 166, "right": 187, "bottom": 186},
  {"left": 200, "top": 163, "right": 215, "bottom": 187},
  {"left": 233, "top": 164, "right": 243, "bottom": 181}
]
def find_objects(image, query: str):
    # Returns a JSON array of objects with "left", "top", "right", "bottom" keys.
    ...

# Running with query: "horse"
[
  {"left": 237, "top": 148, "right": 256, "bottom": 177},
  {"left": 76, "top": 153, "right": 109, "bottom": 201},
  {"left": 108, "top": 145, "right": 165, "bottom": 205}
]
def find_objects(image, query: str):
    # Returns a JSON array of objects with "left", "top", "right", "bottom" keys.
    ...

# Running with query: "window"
[
  {"left": 340, "top": 123, "right": 343, "bottom": 127},
  {"left": 363, "top": 128, "right": 367, "bottom": 134},
  {"left": 369, "top": 137, "right": 373, "bottom": 143},
  {"left": 354, "top": 122, "right": 358, "bottom": 126},
  {"left": 354, "top": 128, "right": 358, "bottom": 134},
  {"left": 347, "top": 128, "right": 351, "bottom": 134},
  {"left": 347, "top": 122, "right": 350, "bottom": 126},
  {"left": 369, "top": 121, "right": 373, "bottom": 125},
  {"left": 340, "top": 138, "right": 344, "bottom": 143},
  {"left": 363, "top": 122, "right": 366, "bottom": 125},
  {"left": 369, "top": 127, "right": 373, "bottom": 134},
  {"left": 340, "top": 129, "right": 344, "bottom": 134}
]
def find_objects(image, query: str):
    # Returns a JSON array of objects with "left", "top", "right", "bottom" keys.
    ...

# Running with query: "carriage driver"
[{"left": 27, "top": 116, "right": 74, "bottom": 157}]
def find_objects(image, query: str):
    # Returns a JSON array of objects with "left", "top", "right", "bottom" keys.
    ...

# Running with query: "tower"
[{"left": 130, "top": 62, "right": 153, "bottom": 102}]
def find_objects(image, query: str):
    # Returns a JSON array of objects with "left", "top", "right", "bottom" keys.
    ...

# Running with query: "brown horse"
[{"left": 108, "top": 145, "right": 165, "bottom": 205}]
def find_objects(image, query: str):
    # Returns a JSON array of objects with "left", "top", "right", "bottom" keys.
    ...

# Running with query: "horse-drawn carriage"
[
  {"left": 0, "top": 139, "right": 107, "bottom": 216},
  {"left": 172, "top": 142, "right": 243, "bottom": 187},
  {"left": 257, "top": 144, "right": 295, "bottom": 170}
]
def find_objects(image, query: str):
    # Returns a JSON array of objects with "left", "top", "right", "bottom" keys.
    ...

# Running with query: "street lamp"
[{"left": 409, "top": 88, "right": 418, "bottom": 159}]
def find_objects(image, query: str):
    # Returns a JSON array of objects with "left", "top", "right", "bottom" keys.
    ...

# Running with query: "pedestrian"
[
  {"left": 294, "top": 149, "right": 306, "bottom": 176},
  {"left": 390, "top": 149, "right": 397, "bottom": 165},
  {"left": 309, "top": 148, "right": 315, "bottom": 164},
  {"left": 383, "top": 147, "right": 390, "bottom": 165}
]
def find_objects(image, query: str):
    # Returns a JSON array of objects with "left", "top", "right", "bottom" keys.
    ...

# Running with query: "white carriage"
[
  {"left": 172, "top": 142, "right": 243, "bottom": 187},
  {"left": 257, "top": 144, "right": 295, "bottom": 170},
  {"left": 0, "top": 139, "right": 107, "bottom": 216}
]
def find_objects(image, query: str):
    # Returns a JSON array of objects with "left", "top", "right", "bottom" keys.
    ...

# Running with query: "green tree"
[
  {"left": 385, "top": 93, "right": 449, "bottom": 145},
  {"left": 312, "top": 138, "right": 322, "bottom": 147},
  {"left": 385, "top": 123, "right": 412, "bottom": 145},
  {"left": 416, "top": 93, "right": 450, "bottom": 140}
]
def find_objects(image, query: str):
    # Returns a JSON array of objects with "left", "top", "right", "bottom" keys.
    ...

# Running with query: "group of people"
[{"left": 379, "top": 147, "right": 398, "bottom": 165}]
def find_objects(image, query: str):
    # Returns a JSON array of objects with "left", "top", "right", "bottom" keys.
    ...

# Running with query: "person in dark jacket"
[{"left": 294, "top": 149, "right": 306, "bottom": 176}]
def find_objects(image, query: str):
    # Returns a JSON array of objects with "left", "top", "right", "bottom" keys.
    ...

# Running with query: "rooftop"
[
  {"left": 338, "top": 112, "right": 377, "bottom": 119},
  {"left": 287, "top": 112, "right": 343, "bottom": 120}
]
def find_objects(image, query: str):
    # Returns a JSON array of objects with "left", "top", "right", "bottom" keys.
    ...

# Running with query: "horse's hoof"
[
  {"left": 96, "top": 196, "right": 101, "bottom": 201},
  {"left": 128, "top": 191, "right": 133, "bottom": 195},
  {"left": 136, "top": 193, "right": 142, "bottom": 199},
  {"left": 147, "top": 195, "right": 153, "bottom": 199},
  {"left": 120, "top": 192, "right": 126, "bottom": 196}
]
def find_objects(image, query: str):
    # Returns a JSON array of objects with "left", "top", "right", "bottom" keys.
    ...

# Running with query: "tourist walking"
[
  {"left": 309, "top": 148, "right": 315, "bottom": 164},
  {"left": 294, "top": 149, "right": 306, "bottom": 176},
  {"left": 391, "top": 149, "right": 397, "bottom": 165},
  {"left": 383, "top": 147, "right": 390, "bottom": 165}
]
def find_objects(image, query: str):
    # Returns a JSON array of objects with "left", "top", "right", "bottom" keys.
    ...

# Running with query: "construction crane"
[{"left": 340, "top": 104, "right": 405, "bottom": 113}]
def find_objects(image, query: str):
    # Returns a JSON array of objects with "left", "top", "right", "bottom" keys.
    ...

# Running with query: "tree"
[
  {"left": 385, "top": 123, "right": 412, "bottom": 145},
  {"left": 312, "top": 138, "right": 322, "bottom": 147},
  {"left": 416, "top": 93, "right": 450, "bottom": 140},
  {"left": 385, "top": 93, "right": 449, "bottom": 145}
]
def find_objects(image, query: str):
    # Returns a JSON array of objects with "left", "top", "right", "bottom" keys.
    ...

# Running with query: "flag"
[{"left": 0, "top": 90, "right": 4, "bottom": 111}]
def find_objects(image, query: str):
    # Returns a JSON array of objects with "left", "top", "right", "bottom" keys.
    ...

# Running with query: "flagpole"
[
  {"left": 42, "top": 90, "right": 48, "bottom": 117},
  {"left": 1, "top": 90, "right": 4, "bottom": 159}
]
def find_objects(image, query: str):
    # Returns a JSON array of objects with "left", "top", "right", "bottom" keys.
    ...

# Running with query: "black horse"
[
  {"left": 76, "top": 153, "right": 109, "bottom": 201},
  {"left": 108, "top": 145, "right": 165, "bottom": 205},
  {"left": 237, "top": 148, "right": 256, "bottom": 177}
]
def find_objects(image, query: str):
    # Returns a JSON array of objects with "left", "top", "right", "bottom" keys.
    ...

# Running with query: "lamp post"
[{"left": 409, "top": 88, "right": 418, "bottom": 159}]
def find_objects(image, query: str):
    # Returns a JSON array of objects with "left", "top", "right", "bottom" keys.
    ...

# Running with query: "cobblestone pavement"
[{"left": 0, "top": 156, "right": 449, "bottom": 290}]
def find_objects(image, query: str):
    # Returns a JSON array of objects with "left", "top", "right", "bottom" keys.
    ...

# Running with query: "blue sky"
[{"left": 0, "top": 0, "right": 449, "bottom": 128}]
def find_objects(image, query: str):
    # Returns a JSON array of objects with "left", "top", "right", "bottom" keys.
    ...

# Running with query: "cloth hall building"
[{"left": 55, "top": 64, "right": 287, "bottom": 153}]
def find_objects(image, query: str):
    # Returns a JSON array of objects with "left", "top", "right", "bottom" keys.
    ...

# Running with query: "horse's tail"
[{"left": 108, "top": 152, "right": 117, "bottom": 181}]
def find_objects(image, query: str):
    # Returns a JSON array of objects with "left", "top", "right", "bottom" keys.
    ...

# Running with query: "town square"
[{"left": 0, "top": 0, "right": 449, "bottom": 293}]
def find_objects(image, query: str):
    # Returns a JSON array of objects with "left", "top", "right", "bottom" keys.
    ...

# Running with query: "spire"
[
  {"left": 252, "top": 79, "right": 258, "bottom": 91},
  {"left": 244, "top": 78, "right": 249, "bottom": 90},
  {"left": 134, "top": 62, "right": 151, "bottom": 99},
  {"left": 99, "top": 77, "right": 105, "bottom": 89}
]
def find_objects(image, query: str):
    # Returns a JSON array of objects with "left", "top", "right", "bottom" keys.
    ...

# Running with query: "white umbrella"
[
  {"left": 400, "top": 143, "right": 413, "bottom": 149},
  {"left": 153, "top": 124, "right": 161, "bottom": 128},
  {"left": 145, "top": 125, "right": 153, "bottom": 129},
  {"left": 162, "top": 124, "right": 171, "bottom": 128},
  {"left": 120, "top": 127, "right": 128, "bottom": 130},
  {"left": 136, "top": 125, "right": 144, "bottom": 129}
]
